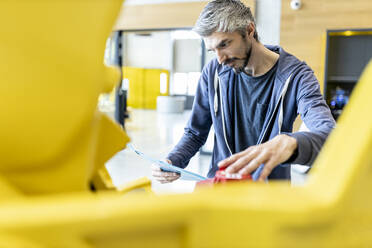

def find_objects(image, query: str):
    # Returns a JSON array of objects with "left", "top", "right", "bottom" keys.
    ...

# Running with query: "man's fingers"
[
  {"left": 151, "top": 162, "right": 180, "bottom": 183},
  {"left": 157, "top": 175, "right": 180, "bottom": 184},
  {"left": 253, "top": 158, "right": 278, "bottom": 181},
  {"left": 218, "top": 155, "right": 238, "bottom": 169},
  {"left": 225, "top": 149, "right": 259, "bottom": 174},
  {"left": 152, "top": 174, "right": 179, "bottom": 180},
  {"left": 151, "top": 159, "right": 183, "bottom": 183},
  {"left": 152, "top": 174, "right": 180, "bottom": 183},
  {"left": 217, "top": 135, "right": 298, "bottom": 180},
  {"left": 218, "top": 147, "right": 254, "bottom": 169},
  {"left": 152, "top": 164, "right": 162, "bottom": 171},
  {"left": 238, "top": 159, "right": 260, "bottom": 175},
  {"left": 158, "top": 178, "right": 173, "bottom": 184},
  {"left": 152, "top": 170, "right": 179, "bottom": 178},
  {"left": 224, "top": 157, "right": 248, "bottom": 174},
  {"left": 258, "top": 159, "right": 276, "bottom": 181},
  {"left": 238, "top": 151, "right": 270, "bottom": 176}
]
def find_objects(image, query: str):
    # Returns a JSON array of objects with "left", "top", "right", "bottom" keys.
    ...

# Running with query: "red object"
[{"left": 196, "top": 168, "right": 252, "bottom": 187}]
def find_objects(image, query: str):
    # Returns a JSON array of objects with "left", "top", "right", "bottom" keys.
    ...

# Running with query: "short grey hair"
[{"left": 193, "top": 0, "right": 258, "bottom": 41}]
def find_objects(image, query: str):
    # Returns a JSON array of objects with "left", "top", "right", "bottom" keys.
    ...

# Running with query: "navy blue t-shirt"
[{"left": 232, "top": 61, "right": 278, "bottom": 153}]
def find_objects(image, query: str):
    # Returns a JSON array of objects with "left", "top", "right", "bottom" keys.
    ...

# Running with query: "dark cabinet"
[{"left": 324, "top": 29, "right": 372, "bottom": 120}]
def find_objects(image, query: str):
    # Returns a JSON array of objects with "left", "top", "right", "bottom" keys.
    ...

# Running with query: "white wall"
[
  {"left": 255, "top": 0, "right": 281, "bottom": 45},
  {"left": 124, "top": 32, "right": 172, "bottom": 70},
  {"left": 173, "top": 39, "right": 201, "bottom": 72}
]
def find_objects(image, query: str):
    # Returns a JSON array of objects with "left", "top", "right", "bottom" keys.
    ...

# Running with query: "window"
[{"left": 172, "top": 72, "right": 201, "bottom": 96}]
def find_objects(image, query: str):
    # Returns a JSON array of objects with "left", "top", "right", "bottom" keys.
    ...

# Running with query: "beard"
[{"left": 228, "top": 45, "right": 252, "bottom": 75}]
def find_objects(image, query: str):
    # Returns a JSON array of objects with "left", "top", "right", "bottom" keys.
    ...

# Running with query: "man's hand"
[
  {"left": 151, "top": 159, "right": 181, "bottom": 184},
  {"left": 218, "top": 134, "right": 297, "bottom": 181}
]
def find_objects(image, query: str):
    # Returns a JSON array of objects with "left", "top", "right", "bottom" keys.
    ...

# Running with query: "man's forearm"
[
  {"left": 286, "top": 131, "right": 328, "bottom": 166},
  {"left": 167, "top": 130, "right": 207, "bottom": 168}
]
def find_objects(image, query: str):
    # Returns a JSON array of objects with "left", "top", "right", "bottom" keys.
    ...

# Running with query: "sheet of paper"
[{"left": 128, "top": 144, "right": 207, "bottom": 182}]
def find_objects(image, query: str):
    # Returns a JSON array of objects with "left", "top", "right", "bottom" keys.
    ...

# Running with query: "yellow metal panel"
[
  {"left": 90, "top": 112, "right": 130, "bottom": 190},
  {"left": 0, "top": 176, "right": 23, "bottom": 200},
  {"left": 144, "top": 69, "right": 163, "bottom": 109},
  {"left": 1, "top": 61, "right": 371, "bottom": 247},
  {"left": 144, "top": 69, "right": 158, "bottom": 109},
  {"left": 125, "top": 67, "right": 169, "bottom": 109},
  {"left": 0, "top": 1, "right": 121, "bottom": 169},
  {"left": 0, "top": 0, "right": 128, "bottom": 196},
  {"left": 118, "top": 176, "right": 152, "bottom": 194},
  {"left": 1, "top": 0, "right": 372, "bottom": 246},
  {"left": 124, "top": 67, "right": 145, "bottom": 108}
]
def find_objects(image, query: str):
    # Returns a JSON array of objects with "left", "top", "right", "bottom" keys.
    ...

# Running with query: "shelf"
[{"left": 327, "top": 76, "right": 359, "bottom": 83}]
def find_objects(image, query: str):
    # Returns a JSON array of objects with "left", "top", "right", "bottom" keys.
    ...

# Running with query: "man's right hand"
[{"left": 151, "top": 159, "right": 181, "bottom": 183}]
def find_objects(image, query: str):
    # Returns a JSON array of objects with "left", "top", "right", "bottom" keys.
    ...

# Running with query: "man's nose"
[{"left": 216, "top": 50, "right": 226, "bottom": 65}]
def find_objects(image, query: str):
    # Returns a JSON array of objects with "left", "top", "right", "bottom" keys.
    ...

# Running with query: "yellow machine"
[
  {"left": 0, "top": 0, "right": 130, "bottom": 195},
  {"left": 1, "top": 0, "right": 372, "bottom": 247},
  {"left": 124, "top": 67, "right": 170, "bottom": 109}
]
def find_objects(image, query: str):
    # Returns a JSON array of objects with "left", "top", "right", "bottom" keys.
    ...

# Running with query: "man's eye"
[{"left": 220, "top": 41, "right": 229, "bottom": 49}]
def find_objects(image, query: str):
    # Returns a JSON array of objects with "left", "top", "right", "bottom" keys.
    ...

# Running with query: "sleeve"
[
  {"left": 166, "top": 66, "right": 213, "bottom": 168},
  {"left": 286, "top": 65, "right": 336, "bottom": 166}
]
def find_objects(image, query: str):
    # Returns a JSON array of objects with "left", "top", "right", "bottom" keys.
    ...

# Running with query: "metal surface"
[{"left": 1, "top": 0, "right": 372, "bottom": 246}]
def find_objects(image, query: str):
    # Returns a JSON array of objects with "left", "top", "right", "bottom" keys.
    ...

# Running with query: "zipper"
[{"left": 214, "top": 69, "right": 233, "bottom": 156}]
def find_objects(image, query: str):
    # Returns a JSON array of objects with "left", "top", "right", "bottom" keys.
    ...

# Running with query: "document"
[{"left": 128, "top": 144, "right": 207, "bottom": 182}]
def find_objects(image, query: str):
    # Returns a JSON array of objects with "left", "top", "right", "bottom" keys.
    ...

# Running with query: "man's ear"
[{"left": 246, "top": 23, "right": 255, "bottom": 37}]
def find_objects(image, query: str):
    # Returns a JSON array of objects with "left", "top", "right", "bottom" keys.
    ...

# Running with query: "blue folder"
[{"left": 128, "top": 144, "right": 207, "bottom": 182}]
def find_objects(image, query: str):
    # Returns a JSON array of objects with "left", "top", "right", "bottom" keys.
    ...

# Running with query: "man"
[{"left": 152, "top": 0, "right": 335, "bottom": 183}]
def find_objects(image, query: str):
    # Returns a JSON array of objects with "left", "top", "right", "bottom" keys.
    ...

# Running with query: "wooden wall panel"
[
  {"left": 281, "top": 0, "right": 372, "bottom": 131},
  {"left": 114, "top": 0, "right": 255, "bottom": 31},
  {"left": 281, "top": 0, "right": 372, "bottom": 91}
]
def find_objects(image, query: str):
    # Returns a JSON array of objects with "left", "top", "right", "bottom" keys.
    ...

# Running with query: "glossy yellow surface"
[
  {"left": 0, "top": 0, "right": 129, "bottom": 195},
  {"left": 1, "top": 0, "right": 372, "bottom": 247},
  {"left": 0, "top": 60, "right": 371, "bottom": 246},
  {"left": 124, "top": 67, "right": 170, "bottom": 109}
]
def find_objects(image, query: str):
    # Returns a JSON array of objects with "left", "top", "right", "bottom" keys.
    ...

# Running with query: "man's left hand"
[{"left": 217, "top": 134, "right": 297, "bottom": 181}]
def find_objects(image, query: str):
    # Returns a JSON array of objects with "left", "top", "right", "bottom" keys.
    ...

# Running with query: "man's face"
[{"left": 204, "top": 31, "right": 252, "bottom": 74}]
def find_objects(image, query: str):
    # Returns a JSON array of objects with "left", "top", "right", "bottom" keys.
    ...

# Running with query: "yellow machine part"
[
  {"left": 124, "top": 67, "right": 170, "bottom": 109},
  {"left": 0, "top": 58, "right": 371, "bottom": 246},
  {"left": 0, "top": 0, "right": 129, "bottom": 196},
  {"left": 1, "top": 0, "right": 372, "bottom": 246},
  {"left": 1, "top": 60, "right": 371, "bottom": 247},
  {"left": 125, "top": 67, "right": 145, "bottom": 108}
]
